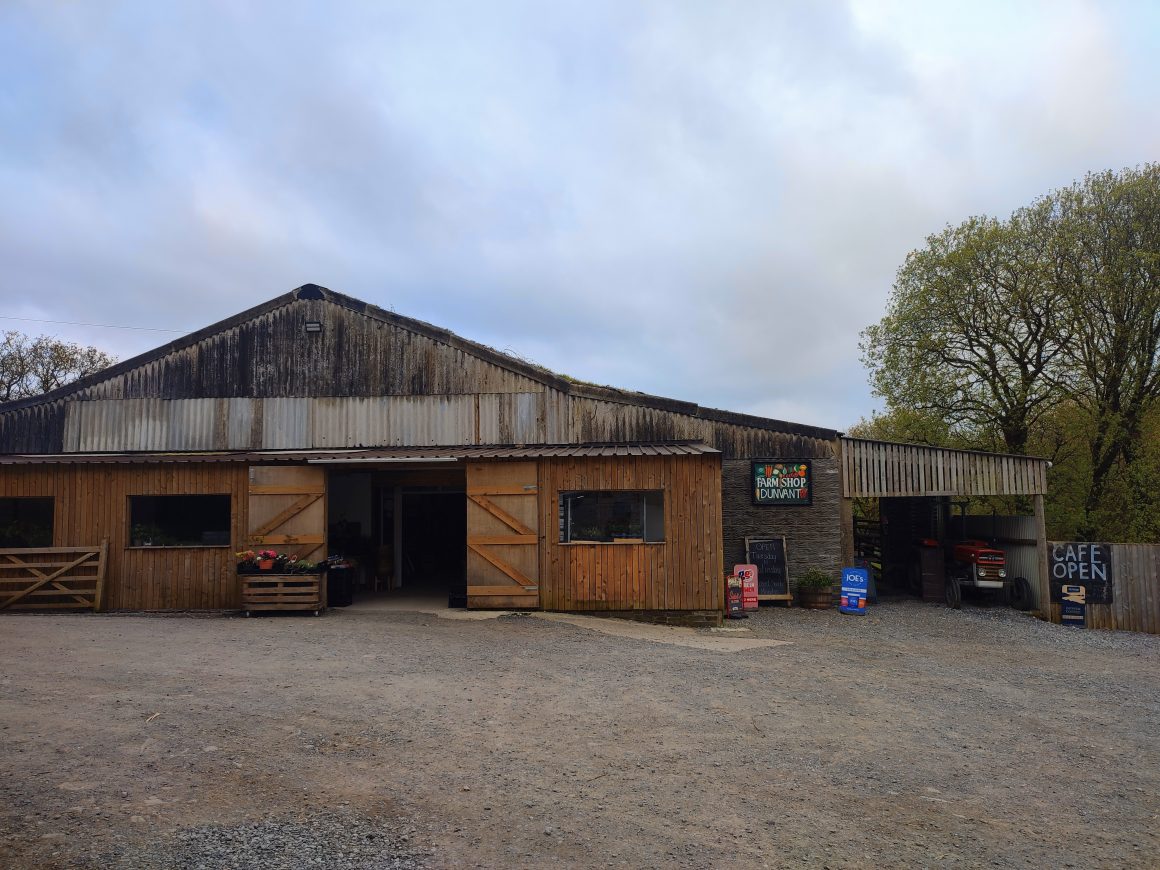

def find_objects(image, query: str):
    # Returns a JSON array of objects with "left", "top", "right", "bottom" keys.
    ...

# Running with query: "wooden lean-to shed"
[{"left": 0, "top": 284, "right": 840, "bottom": 618}]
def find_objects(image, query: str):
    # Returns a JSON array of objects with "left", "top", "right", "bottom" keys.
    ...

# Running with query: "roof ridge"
[{"left": 0, "top": 283, "right": 839, "bottom": 441}]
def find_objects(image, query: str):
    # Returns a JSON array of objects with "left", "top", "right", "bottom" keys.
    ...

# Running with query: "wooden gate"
[
  {"left": 247, "top": 466, "right": 326, "bottom": 562},
  {"left": 0, "top": 542, "right": 108, "bottom": 611},
  {"left": 466, "top": 461, "right": 539, "bottom": 609}
]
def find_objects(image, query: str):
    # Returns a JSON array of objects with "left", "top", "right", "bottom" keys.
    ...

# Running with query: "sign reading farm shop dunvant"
[{"left": 752, "top": 460, "right": 812, "bottom": 506}]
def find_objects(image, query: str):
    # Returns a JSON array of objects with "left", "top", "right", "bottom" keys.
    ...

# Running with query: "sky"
[{"left": 1, "top": 1, "right": 1157, "bottom": 431}]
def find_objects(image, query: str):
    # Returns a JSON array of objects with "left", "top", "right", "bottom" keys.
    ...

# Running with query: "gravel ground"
[
  {"left": 1, "top": 598, "right": 1158, "bottom": 869},
  {"left": 96, "top": 811, "right": 429, "bottom": 869}
]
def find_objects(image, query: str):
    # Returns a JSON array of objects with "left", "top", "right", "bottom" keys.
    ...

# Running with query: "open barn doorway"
[
  {"left": 326, "top": 466, "right": 467, "bottom": 609},
  {"left": 854, "top": 495, "right": 1037, "bottom": 610}
]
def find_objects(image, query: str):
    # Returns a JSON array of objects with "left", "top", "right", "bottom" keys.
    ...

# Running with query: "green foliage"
[
  {"left": 860, "top": 165, "right": 1160, "bottom": 542},
  {"left": 794, "top": 568, "right": 834, "bottom": 590}
]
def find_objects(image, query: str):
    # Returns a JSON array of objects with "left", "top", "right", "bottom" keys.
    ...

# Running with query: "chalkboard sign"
[
  {"left": 1050, "top": 542, "right": 1113, "bottom": 605},
  {"left": 745, "top": 536, "right": 790, "bottom": 600}
]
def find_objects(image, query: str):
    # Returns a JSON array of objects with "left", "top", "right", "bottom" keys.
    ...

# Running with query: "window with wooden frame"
[
  {"left": 128, "top": 495, "right": 231, "bottom": 548},
  {"left": 0, "top": 497, "right": 54, "bottom": 547},
  {"left": 559, "top": 490, "right": 664, "bottom": 543}
]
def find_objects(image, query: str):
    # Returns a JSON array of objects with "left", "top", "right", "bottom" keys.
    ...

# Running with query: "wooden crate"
[{"left": 239, "top": 573, "right": 326, "bottom": 616}]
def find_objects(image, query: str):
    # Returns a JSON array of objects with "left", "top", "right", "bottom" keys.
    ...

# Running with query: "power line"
[{"left": 0, "top": 315, "right": 184, "bottom": 333}]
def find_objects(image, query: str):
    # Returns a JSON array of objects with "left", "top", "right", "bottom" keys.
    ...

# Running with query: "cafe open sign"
[{"left": 752, "top": 460, "right": 812, "bottom": 506}]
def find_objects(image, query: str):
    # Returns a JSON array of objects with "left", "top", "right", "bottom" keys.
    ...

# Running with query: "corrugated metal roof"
[
  {"left": 0, "top": 284, "right": 841, "bottom": 445},
  {"left": 0, "top": 441, "right": 720, "bottom": 465}
]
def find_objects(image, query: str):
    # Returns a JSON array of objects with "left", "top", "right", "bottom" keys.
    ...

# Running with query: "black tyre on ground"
[
  {"left": 1009, "top": 576, "right": 1033, "bottom": 611},
  {"left": 944, "top": 577, "right": 962, "bottom": 610}
]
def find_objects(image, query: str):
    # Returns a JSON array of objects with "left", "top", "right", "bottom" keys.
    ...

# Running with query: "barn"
[{"left": 0, "top": 284, "right": 842, "bottom": 619}]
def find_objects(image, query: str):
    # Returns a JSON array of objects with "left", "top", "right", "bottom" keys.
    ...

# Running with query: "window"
[
  {"left": 129, "top": 495, "right": 231, "bottom": 547},
  {"left": 0, "top": 497, "right": 54, "bottom": 547},
  {"left": 559, "top": 490, "right": 664, "bottom": 543}
]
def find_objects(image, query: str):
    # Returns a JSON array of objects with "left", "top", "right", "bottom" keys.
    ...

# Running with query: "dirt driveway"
[{"left": 2, "top": 600, "right": 1158, "bottom": 868}]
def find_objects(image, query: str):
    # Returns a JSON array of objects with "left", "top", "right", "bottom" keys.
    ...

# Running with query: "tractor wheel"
[
  {"left": 1009, "top": 576, "right": 1033, "bottom": 612},
  {"left": 944, "top": 577, "right": 962, "bottom": 610}
]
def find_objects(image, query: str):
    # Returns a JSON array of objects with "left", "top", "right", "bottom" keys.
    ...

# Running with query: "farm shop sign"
[
  {"left": 752, "top": 460, "right": 812, "bottom": 506},
  {"left": 1050, "top": 543, "right": 1113, "bottom": 605}
]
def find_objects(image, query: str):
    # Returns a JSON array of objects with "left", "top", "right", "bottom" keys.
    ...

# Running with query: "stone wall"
[{"left": 721, "top": 457, "right": 842, "bottom": 583}]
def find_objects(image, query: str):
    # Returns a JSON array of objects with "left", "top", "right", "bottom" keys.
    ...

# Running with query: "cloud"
[{"left": 0, "top": 1, "right": 1157, "bottom": 430}]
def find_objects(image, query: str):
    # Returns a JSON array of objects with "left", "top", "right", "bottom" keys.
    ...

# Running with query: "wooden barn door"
[
  {"left": 466, "top": 461, "right": 539, "bottom": 609},
  {"left": 247, "top": 466, "right": 326, "bottom": 562}
]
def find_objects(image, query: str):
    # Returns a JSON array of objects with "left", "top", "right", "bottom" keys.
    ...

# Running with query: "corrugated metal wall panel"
[
  {"left": 478, "top": 393, "right": 543, "bottom": 443},
  {"left": 226, "top": 398, "right": 255, "bottom": 449},
  {"left": 962, "top": 515, "right": 1037, "bottom": 543},
  {"left": 54, "top": 395, "right": 835, "bottom": 457},
  {"left": 262, "top": 399, "right": 311, "bottom": 449},
  {"left": 62, "top": 404, "right": 81, "bottom": 452},
  {"left": 166, "top": 399, "right": 218, "bottom": 450},
  {"left": 313, "top": 398, "right": 390, "bottom": 448},
  {"left": 384, "top": 396, "right": 475, "bottom": 446}
]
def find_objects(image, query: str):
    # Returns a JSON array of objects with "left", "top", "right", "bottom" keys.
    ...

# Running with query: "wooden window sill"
[
  {"left": 559, "top": 540, "right": 665, "bottom": 546},
  {"left": 126, "top": 544, "right": 232, "bottom": 550}
]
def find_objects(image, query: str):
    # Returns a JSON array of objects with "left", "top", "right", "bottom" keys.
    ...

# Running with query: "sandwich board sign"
[
  {"left": 1060, "top": 584, "right": 1086, "bottom": 628},
  {"left": 839, "top": 567, "right": 869, "bottom": 615}
]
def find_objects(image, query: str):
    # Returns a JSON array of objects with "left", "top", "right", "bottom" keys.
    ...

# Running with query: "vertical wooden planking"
[{"left": 535, "top": 452, "right": 721, "bottom": 614}]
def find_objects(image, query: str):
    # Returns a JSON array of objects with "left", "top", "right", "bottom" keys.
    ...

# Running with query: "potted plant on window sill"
[{"left": 794, "top": 569, "right": 835, "bottom": 609}]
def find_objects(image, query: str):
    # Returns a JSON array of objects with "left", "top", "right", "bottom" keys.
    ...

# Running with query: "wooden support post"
[
  {"left": 839, "top": 497, "right": 855, "bottom": 569},
  {"left": 1033, "top": 494, "right": 1051, "bottom": 622},
  {"left": 393, "top": 486, "right": 403, "bottom": 590}
]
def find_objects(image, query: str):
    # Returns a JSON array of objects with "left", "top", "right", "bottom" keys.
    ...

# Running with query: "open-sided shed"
[{"left": 840, "top": 437, "right": 1052, "bottom": 615}]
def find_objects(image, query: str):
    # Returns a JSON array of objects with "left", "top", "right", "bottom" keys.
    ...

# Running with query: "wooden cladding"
[
  {"left": 841, "top": 437, "right": 1049, "bottom": 498},
  {"left": 247, "top": 466, "right": 326, "bottom": 561},
  {"left": 538, "top": 454, "right": 723, "bottom": 612},
  {"left": 0, "top": 463, "right": 248, "bottom": 610},
  {"left": 0, "top": 453, "right": 725, "bottom": 614},
  {"left": 0, "top": 543, "right": 108, "bottom": 611},
  {"left": 466, "top": 462, "right": 539, "bottom": 609}
]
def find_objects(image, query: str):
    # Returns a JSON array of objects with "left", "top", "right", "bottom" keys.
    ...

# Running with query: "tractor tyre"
[
  {"left": 944, "top": 577, "right": 962, "bottom": 610},
  {"left": 1009, "top": 576, "right": 1033, "bottom": 612}
]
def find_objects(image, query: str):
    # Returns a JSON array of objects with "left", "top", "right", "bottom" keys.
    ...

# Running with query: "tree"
[
  {"left": 1051, "top": 166, "right": 1160, "bottom": 531},
  {"left": 0, "top": 331, "right": 116, "bottom": 402},
  {"left": 861, "top": 200, "right": 1067, "bottom": 455},
  {"left": 861, "top": 164, "right": 1160, "bottom": 541}
]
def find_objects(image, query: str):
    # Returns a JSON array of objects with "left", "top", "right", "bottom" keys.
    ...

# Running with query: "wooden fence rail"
[{"left": 0, "top": 541, "right": 108, "bottom": 612}]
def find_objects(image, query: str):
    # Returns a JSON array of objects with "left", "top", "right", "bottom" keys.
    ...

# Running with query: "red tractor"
[{"left": 944, "top": 537, "right": 1032, "bottom": 610}]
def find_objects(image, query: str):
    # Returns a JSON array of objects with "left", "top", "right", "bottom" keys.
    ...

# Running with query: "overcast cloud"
[{"left": 1, "top": 1, "right": 1157, "bottom": 430}]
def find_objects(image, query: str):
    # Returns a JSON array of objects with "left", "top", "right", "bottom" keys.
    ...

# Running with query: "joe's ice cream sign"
[{"left": 752, "top": 460, "right": 812, "bottom": 506}]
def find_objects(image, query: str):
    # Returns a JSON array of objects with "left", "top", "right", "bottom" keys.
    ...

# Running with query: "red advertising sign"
[{"left": 735, "top": 563, "right": 759, "bottom": 611}]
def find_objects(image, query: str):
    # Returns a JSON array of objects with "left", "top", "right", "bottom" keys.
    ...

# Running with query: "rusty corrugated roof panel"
[{"left": 0, "top": 441, "right": 719, "bottom": 465}]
